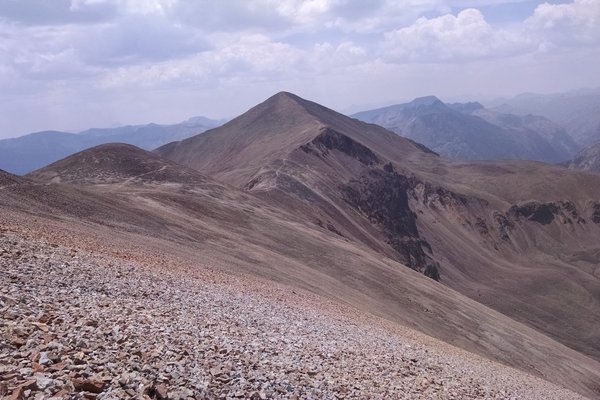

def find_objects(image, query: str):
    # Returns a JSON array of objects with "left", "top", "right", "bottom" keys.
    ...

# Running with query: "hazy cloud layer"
[{"left": 0, "top": 0, "right": 599, "bottom": 137}]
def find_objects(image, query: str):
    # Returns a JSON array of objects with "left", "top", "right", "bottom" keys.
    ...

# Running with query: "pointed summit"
[
  {"left": 266, "top": 91, "right": 304, "bottom": 102},
  {"left": 156, "top": 92, "right": 431, "bottom": 187}
]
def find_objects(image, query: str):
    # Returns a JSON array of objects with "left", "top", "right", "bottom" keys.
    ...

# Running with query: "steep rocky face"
[
  {"left": 300, "top": 127, "right": 380, "bottom": 166},
  {"left": 343, "top": 164, "right": 440, "bottom": 280},
  {"left": 507, "top": 201, "right": 585, "bottom": 225},
  {"left": 590, "top": 202, "right": 600, "bottom": 223},
  {"left": 492, "top": 212, "right": 515, "bottom": 242},
  {"left": 245, "top": 129, "right": 441, "bottom": 281}
]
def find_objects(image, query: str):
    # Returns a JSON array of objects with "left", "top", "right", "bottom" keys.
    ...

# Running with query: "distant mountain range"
[
  {"left": 488, "top": 88, "right": 600, "bottom": 146},
  {"left": 0, "top": 116, "right": 224, "bottom": 175},
  {"left": 352, "top": 96, "right": 579, "bottom": 163},
  {"left": 5, "top": 91, "right": 595, "bottom": 177}
]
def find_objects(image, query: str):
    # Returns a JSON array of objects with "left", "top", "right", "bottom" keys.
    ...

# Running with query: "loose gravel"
[{"left": 0, "top": 231, "right": 586, "bottom": 399}]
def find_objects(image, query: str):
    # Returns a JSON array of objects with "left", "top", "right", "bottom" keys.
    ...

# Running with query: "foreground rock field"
[{"left": 0, "top": 230, "right": 585, "bottom": 399}]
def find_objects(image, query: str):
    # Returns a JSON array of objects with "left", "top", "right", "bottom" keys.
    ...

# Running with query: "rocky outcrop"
[
  {"left": 508, "top": 201, "right": 585, "bottom": 225},
  {"left": 493, "top": 212, "right": 514, "bottom": 241},
  {"left": 590, "top": 202, "right": 600, "bottom": 223},
  {"left": 509, "top": 202, "right": 559, "bottom": 225},
  {"left": 342, "top": 166, "right": 440, "bottom": 280},
  {"left": 408, "top": 178, "right": 472, "bottom": 211},
  {"left": 301, "top": 127, "right": 380, "bottom": 166}
]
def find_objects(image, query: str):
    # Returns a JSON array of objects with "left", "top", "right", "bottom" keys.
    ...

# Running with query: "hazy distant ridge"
[
  {"left": 488, "top": 88, "right": 600, "bottom": 146},
  {"left": 352, "top": 96, "right": 579, "bottom": 163},
  {"left": 0, "top": 117, "right": 224, "bottom": 175}
]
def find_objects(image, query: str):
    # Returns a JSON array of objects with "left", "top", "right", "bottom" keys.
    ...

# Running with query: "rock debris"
[{"left": 0, "top": 232, "right": 584, "bottom": 399}]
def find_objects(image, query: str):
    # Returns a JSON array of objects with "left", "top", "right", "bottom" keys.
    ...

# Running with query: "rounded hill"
[{"left": 27, "top": 143, "right": 209, "bottom": 185}]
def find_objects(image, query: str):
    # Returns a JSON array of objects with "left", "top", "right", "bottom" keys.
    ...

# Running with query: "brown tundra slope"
[
  {"left": 2, "top": 148, "right": 598, "bottom": 398},
  {"left": 4, "top": 92, "right": 598, "bottom": 397},
  {"left": 0, "top": 207, "right": 588, "bottom": 399}
]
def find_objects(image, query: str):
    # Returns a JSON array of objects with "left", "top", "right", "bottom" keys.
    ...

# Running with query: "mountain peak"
[
  {"left": 260, "top": 91, "right": 311, "bottom": 111},
  {"left": 271, "top": 91, "right": 300, "bottom": 99},
  {"left": 157, "top": 92, "right": 433, "bottom": 187},
  {"left": 408, "top": 96, "right": 444, "bottom": 107}
]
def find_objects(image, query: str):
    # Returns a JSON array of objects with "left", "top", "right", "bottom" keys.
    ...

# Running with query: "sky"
[{"left": 1, "top": 0, "right": 599, "bottom": 138}]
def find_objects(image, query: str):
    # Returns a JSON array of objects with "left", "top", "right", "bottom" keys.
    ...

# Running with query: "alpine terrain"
[{"left": 2, "top": 92, "right": 600, "bottom": 399}]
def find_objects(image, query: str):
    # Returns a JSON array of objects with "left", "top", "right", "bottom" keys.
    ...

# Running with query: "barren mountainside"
[
  {"left": 3, "top": 92, "right": 600, "bottom": 398},
  {"left": 157, "top": 92, "right": 600, "bottom": 386}
]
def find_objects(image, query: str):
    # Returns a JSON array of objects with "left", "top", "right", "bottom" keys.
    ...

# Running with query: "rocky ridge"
[{"left": 0, "top": 229, "right": 585, "bottom": 400}]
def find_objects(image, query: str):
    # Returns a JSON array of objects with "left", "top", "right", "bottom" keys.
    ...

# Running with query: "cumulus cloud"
[
  {"left": 382, "top": 8, "right": 531, "bottom": 62},
  {"left": 97, "top": 34, "right": 303, "bottom": 89},
  {"left": 77, "top": 15, "right": 209, "bottom": 66},
  {"left": 0, "top": 0, "right": 599, "bottom": 138},
  {"left": 526, "top": 0, "right": 600, "bottom": 46},
  {"left": 0, "top": 23, "right": 99, "bottom": 82}
]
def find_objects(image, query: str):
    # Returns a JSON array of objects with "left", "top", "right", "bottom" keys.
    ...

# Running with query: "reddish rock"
[
  {"left": 32, "top": 362, "right": 44, "bottom": 373},
  {"left": 155, "top": 383, "right": 169, "bottom": 400},
  {"left": 145, "top": 383, "right": 169, "bottom": 400},
  {"left": 19, "top": 379, "right": 37, "bottom": 390},
  {"left": 11, "top": 336, "right": 25, "bottom": 348},
  {"left": 6, "top": 387, "right": 25, "bottom": 400},
  {"left": 72, "top": 378, "right": 106, "bottom": 393}
]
